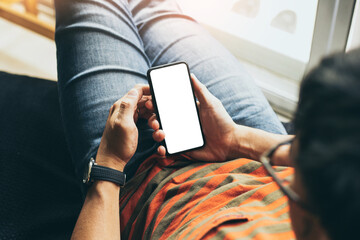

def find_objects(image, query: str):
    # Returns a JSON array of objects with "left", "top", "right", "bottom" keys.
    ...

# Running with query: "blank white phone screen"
[{"left": 150, "top": 63, "right": 204, "bottom": 154}]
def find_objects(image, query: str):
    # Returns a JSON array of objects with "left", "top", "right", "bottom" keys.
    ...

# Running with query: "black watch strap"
[{"left": 91, "top": 165, "right": 126, "bottom": 187}]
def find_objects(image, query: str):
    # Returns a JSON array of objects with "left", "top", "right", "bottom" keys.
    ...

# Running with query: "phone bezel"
[{"left": 147, "top": 61, "right": 205, "bottom": 156}]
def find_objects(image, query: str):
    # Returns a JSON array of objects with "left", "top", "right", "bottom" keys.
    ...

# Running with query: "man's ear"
[
  {"left": 293, "top": 205, "right": 329, "bottom": 240},
  {"left": 289, "top": 176, "right": 329, "bottom": 240},
  {"left": 300, "top": 213, "right": 313, "bottom": 237},
  {"left": 290, "top": 170, "right": 330, "bottom": 240},
  {"left": 289, "top": 199, "right": 313, "bottom": 239},
  {"left": 313, "top": 217, "right": 330, "bottom": 240}
]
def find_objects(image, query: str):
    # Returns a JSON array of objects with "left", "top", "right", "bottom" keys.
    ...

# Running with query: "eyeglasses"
[{"left": 260, "top": 138, "right": 314, "bottom": 212}]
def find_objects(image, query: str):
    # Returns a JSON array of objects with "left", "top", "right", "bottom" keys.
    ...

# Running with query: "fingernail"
[{"left": 128, "top": 89, "right": 138, "bottom": 97}]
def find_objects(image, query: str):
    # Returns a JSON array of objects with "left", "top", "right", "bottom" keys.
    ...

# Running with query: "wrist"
[
  {"left": 228, "top": 125, "right": 254, "bottom": 160},
  {"left": 95, "top": 153, "right": 126, "bottom": 172},
  {"left": 230, "top": 125, "right": 292, "bottom": 162}
]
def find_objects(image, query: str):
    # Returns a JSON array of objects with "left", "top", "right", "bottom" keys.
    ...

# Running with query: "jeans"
[{"left": 55, "top": 0, "right": 286, "bottom": 183}]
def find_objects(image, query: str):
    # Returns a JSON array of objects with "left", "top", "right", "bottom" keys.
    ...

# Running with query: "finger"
[
  {"left": 157, "top": 145, "right": 166, "bottom": 156},
  {"left": 138, "top": 99, "right": 155, "bottom": 119},
  {"left": 134, "top": 84, "right": 151, "bottom": 96},
  {"left": 137, "top": 95, "right": 152, "bottom": 108},
  {"left": 145, "top": 99, "right": 154, "bottom": 111},
  {"left": 138, "top": 106, "right": 153, "bottom": 119},
  {"left": 148, "top": 114, "right": 159, "bottom": 130},
  {"left": 190, "top": 73, "right": 214, "bottom": 106},
  {"left": 152, "top": 129, "right": 165, "bottom": 142},
  {"left": 108, "top": 104, "right": 115, "bottom": 118},
  {"left": 116, "top": 88, "right": 143, "bottom": 121},
  {"left": 134, "top": 109, "right": 139, "bottom": 122}
]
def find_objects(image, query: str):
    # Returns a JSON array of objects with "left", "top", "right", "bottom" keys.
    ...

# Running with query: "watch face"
[{"left": 83, "top": 158, "right": 94, "bottom": 184}]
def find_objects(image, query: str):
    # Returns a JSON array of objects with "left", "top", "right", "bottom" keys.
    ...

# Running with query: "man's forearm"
[
  {"left": 229, "top": 125, "right": 293, "bottom": 166},
  {"left": 71, "top": 181, "right": 121, "bottom": 240}
]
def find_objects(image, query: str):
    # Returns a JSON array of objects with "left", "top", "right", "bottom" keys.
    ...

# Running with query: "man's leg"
[
  {"left": 128, "top": 0, "right": 286, "bottom": 134},
  {"left": 55, "top": 0, "right": 157, "bottom": 184}
]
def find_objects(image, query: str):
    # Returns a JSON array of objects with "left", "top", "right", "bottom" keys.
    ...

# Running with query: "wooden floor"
[{"left": 0, "top": 18, "right": 57, "bottom": 81}]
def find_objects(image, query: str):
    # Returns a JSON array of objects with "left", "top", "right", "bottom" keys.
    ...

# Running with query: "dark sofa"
[{"left": 0, "top": 72, "right": 82, "bottom": 240}]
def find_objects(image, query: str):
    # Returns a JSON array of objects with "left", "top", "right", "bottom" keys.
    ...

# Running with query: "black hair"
[{"left": 294, "top": 49, "right": 360, "bottom": 240}]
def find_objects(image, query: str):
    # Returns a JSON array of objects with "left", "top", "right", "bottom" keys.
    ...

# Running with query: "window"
[
  {"left": 347, "top": 0, "right": 360, "bottom": 51},
  {"left": 176, "top": 0, "right": 356, "bottom": 117}
]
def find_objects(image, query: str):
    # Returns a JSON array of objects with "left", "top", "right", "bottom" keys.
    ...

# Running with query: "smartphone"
[{"left": 147, "top": 62, "right": 205, "bottom": 155}]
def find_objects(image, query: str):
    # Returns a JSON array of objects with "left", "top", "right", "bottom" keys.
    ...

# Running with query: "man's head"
[{"left": 290, "top": 49, "right": 360, "bottom": 240}]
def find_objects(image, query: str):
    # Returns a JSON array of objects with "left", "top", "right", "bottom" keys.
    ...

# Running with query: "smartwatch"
[{"left": 83, "top": 158, "right": 126, "bottom": 187}]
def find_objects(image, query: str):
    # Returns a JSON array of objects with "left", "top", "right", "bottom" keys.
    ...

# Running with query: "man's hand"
[
  {"left": 147, "top": 74, "right": 244, "bottom": 162},
  {"left": 182, "top": 74, "right": 240, "bottom": 161},
  {"left": 71, "top": 85, "right": 155, "bottom": 240},
  {"left": 95, "top": 84, "right": 152, "bottom": 171}
]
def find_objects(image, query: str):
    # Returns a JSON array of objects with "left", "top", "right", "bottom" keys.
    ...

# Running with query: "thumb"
[
  {"left": 117, "top": 88, "right": 141, "bottom": 121},
  {"left": 191, "top": 73, "right": 214, "bottom": 107}
]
